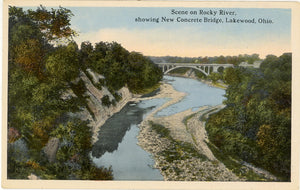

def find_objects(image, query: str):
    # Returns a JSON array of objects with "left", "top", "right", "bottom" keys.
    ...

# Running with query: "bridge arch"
[
  {"left": 156, "top": 63, "right": 234, "bottom": 76},
  {"left": 164, "top": 66, "right": 209, "bottom": 76},
  {"left": 217, "top": 66, "right": 225, "bottom": 73}
]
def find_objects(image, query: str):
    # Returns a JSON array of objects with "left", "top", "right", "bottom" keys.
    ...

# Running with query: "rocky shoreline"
[
  {"left": 136, "top": 79, "right": 278, "bottom": 181},
  {"left": 88, "top": 71, "right": 278, "bottom": 181},
  {"left": 72, "top": 70, "right": 141, "bottom": 143},
  {"left": 136, "top": 82, "right": 241, "bottom": 181},
  {"left": 138, "top": 121, "right": 241, "bottom": 181}
]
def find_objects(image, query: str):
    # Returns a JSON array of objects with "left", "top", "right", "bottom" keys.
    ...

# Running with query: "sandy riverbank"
[
  {"left": 136, "top": 83, "right": 241, "bottom": 181},
  {"left": 136, "top": 80, "right": 278, "bottom": 181}
]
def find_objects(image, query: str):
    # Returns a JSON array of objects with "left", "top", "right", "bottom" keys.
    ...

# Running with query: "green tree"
[
  {"left": 216, "top": 55, "right": 226, "bottom": 64},
  {"left": 80, "top": 41, "right": 93, "bottom": 68},
  {"left": 206, "top": 53, "right": 291, "bottom": 180},
  {"left": 85, "top": 42, "right": 162, "bottom": 93},
  {"left": 27, "top": 5, "right": 76, "bottom": 42},
  {"left": 46, "top": 42, "right": 80, "bottom": 84},
  {"left": 208, "top": 72, "right": 222, "bottom": 83},
  {"left": 8, "top": 6, "right": 112, "bottom": 180}
]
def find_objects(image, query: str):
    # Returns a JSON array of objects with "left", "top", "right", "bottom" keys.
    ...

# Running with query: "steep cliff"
[{"left": 71, "top": 69, "right": 136, "bottom": 143}]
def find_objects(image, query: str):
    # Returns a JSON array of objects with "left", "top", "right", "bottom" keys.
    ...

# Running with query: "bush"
[{"left": 101, "top": 95, "right": 111, "bottom": 107}]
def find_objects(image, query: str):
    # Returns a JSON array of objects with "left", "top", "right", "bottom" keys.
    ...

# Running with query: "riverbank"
[
  {"left": 136, "top": 82, "right": 241, "bottom": 181},
  {"left": 90, "top": 72, "right": 220, "bottom": 143},
  {"left": 137, "top": 79, "right": 278, "bottom": 181},
  {"left": 91, "top": 74, "right": 278, "bottom": 181}
]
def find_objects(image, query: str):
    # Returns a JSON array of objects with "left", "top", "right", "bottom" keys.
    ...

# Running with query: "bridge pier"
[
  {"left": 212, "top": 66, "right": 218, "bottom": 73},
  {"left": 207, "top": 67, "right": 211, "bottom": 75}
]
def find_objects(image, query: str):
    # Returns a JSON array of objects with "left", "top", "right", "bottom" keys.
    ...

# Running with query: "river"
[{"left": 91, "top": 76, "right": 225, "bottom": 180}]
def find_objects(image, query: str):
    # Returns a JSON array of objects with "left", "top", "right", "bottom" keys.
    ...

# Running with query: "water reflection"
[
  {"left": 92, "top": 103, "right": 153, "bottom": 158},
  {"left": 92, "top": 98, "right": 167, "bottom": 180},
  {"left": 91, "top": 76, "right": 225, "bottom": 180}
]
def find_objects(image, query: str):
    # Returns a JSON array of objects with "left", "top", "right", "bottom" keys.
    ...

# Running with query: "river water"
[{"left": 91, "top": 76, "right": 225, "bottom": 180}]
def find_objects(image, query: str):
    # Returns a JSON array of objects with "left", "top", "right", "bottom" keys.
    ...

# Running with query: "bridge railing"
[
  {"left": 155, "top": 61, "right": 261, "bottom": 68},
  {"left": 155, "top": 63, "right": 234, "bottom": 66}
]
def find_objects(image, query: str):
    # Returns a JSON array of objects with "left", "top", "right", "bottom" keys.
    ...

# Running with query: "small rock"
[
  {"left": 28, "top": 173, "right": 40, "bottom": 180},
  {"left": 43, "top": 137, "right": 60, "bottom": 163}
]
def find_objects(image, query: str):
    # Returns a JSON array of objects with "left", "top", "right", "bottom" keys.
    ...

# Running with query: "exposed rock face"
[
  {"left": 86, "top": 68, "right": 104, "bottom": 83},
  {"left": 74, "top": 70, "right": 135, "bottom": 143},
  {"left": 43, "top": 137, "right": 60, "bottom": 163}
]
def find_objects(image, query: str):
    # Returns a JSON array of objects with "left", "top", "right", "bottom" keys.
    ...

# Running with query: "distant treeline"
[
  {"left": 149, "top": 54, "right": 261, "bottom": 65},
  {"left": 205, "top": 53, "right": 291, "bottom": 181},
  {"left": 8, "top": 6, "right": 162, "bottom": 180}
]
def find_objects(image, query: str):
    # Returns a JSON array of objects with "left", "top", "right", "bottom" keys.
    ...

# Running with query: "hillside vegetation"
[
  {"left": 156, "top": 53, "right": 291, "bottom": 181},
  {"left": 205, "top": 53, "right": 291, "bottom": 180},
  {"left": 7, "top": 5, "right": 291, "bottom": 181},
  {"left": 7, "top": 6, "right": 162, "bottom": 179}
]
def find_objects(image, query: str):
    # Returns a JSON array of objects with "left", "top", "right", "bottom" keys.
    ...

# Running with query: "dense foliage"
[
  {"left": 8, "top": 6, "right": 162, "bottom": 179},
  {"left": 205, "top": 53, "right": 291, "bottom": 180},
  {"left": 79, "top": 41, "right": 163, "bottom": 93},
  {"left": 8, "top": 5, "right": 290, "bottom": 181},
  {"left": 8, "top": 5, "right": 113, "bottom": 180}
]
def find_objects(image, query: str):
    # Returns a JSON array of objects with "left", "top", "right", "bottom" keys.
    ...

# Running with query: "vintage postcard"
[{"left": 2, "top": 0, "right": 300, "bottom": 189}]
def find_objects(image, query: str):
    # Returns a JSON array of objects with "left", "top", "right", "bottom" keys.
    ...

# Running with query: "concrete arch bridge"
[{"left": 155, "top": 63, "right": 234, "bottom": 76}]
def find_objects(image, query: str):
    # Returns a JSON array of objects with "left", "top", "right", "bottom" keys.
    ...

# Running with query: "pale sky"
[{"left": 68, "top": 7, "right": 290, "bottom": 58}]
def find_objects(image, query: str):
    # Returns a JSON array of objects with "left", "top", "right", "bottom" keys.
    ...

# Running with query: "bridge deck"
[{"left": 155, "top": 63, "right": 234, "bottom": 67}]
